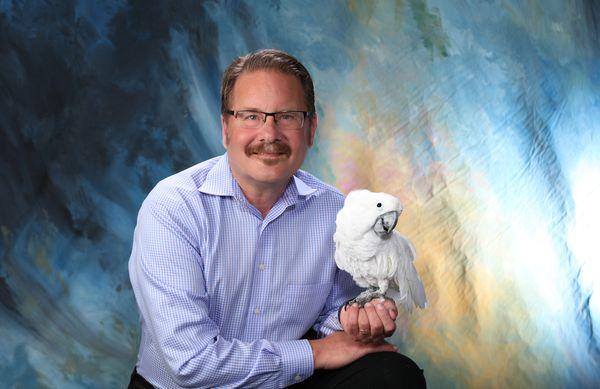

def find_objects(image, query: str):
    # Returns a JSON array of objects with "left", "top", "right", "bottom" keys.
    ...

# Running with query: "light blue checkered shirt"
[{"left": 128, "top": 153, "right": 360, "bottom": 388}]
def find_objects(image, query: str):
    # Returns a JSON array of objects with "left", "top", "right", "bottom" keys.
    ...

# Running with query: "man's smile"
[{"left": 251, "top": 151, "right": 288, "bottom": 165}]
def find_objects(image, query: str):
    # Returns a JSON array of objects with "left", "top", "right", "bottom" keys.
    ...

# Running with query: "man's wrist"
[{"left": 308, "top": 339, "right": 323, "bottom": 370}]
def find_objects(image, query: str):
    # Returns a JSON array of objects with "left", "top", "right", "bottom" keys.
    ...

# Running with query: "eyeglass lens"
[{"left": 235, "top": 111, "right": 305, "bottom": 129}]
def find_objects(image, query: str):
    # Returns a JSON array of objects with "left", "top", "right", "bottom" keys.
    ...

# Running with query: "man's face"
[{"left": 221, "top": 70, "right": 317, "bottom": 190}]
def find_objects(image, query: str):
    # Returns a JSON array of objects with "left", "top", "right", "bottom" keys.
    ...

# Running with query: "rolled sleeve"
[{"left": 272, "top": 339, "right": 314, "bottom": 386}]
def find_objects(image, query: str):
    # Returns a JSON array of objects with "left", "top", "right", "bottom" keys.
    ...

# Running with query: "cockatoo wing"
[
  {"left": 391, "top": 232, "right": 427, "bottom": 312},
  {"left": 333, "top": 236, "right": 349, "bottom": 272}
]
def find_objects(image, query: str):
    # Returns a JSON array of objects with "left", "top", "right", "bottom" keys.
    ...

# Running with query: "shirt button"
[
  {"left": 294, "top": 374, "right": 302, "bottom": 382},
  {"left": 258, "top": 263, "right": 265, "bottom": 270},
  {"left": 254, "top": 308, "right": 260, "bottom": 315}
]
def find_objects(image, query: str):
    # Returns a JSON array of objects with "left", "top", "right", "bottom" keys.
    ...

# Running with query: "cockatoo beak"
[{"left": 373, "top": 211, "right": 399, "bottom": 237}]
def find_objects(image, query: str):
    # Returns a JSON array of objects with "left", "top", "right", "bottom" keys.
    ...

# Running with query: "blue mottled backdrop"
[{"left": 1, "top": 0, "right": 599, "bottom": 387}]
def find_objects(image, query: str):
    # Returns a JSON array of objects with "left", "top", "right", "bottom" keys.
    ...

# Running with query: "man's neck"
[{"left": 235, "top": 176, "right": 290, "bottom": 219}]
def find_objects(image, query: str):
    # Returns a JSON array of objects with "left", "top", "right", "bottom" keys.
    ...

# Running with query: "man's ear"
[
  {"left": 221, "top": 114, "right": 229, "bottom": 148},
  {"left": 307, "top": 112, "right": 318, "bottom": 147}
]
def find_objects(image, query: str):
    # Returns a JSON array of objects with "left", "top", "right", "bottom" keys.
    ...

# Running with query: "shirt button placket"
[{"left": 253, "top": 225, "right": 269, "bottom": 327}]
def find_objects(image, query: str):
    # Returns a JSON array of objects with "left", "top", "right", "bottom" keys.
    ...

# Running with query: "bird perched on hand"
[{"left": 334, "top": 189, "right": 427, "bottom": 312}]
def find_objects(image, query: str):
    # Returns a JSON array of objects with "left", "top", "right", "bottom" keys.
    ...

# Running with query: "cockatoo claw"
[{"left": 347, "top": 289, "right": 383, "bottom": 307}]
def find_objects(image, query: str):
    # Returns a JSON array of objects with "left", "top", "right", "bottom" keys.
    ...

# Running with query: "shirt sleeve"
[
  {"left": 311, "top": 264, "right": 362, "bottom": 337},
  {"left": 128, "top": 191, "right": 314, "bottom": 388}
]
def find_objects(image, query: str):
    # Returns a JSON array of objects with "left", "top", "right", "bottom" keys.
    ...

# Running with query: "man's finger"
[
  {"left": 383, "top": 299, "right": 398, "bottom": 311},
  {"left": 358, "top": 308, "right": 370, "bottom": 341},
  {"left": 364, "top": 302, "right": 384, "bottom": 339},
  {"left": 382, "top": 299, "right": 398, "bottom": 320},
  {"left": 346, "top": 304, "right": 359, "bottom": 337},
  {"left": 375, "top": 302, "right": 396, "bottom": 336}
]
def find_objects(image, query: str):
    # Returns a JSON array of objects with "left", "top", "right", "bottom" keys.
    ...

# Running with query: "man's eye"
[
  {"left": 281, "top": 113, "right": 302, "bottom": 122},
  {"left": 240, "top": 113, "right": 259, "bottom": 121}
]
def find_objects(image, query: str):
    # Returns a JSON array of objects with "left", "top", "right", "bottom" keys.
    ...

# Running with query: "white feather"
[{"left": 334, "top": 189, "right": 427, "bottom": 312}]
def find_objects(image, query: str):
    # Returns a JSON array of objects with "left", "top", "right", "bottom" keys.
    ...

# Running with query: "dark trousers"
[
  {"left": 129, "top": 331, "right": 426, "bottom": 388},
  {"left": 127, "top": 367, "right": 154, "bottom": 389},
  {"left": 290, "top": 351, "right": 426, "bottom": 388},
  {"left": 129, "top": 352, "right": 425, "bottom": 389},
  {"left": 292, "top": 329, "right": 426, "bottom": 388},
  {"left": 128, "top": 368, "right": 154, "bottom": 389}
]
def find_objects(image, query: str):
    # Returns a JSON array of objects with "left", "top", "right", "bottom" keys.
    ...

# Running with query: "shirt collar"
[
  {"left": 293, "top": 175, "right": 317, "bottom": 198},
  {"left": 197, "top": 153, "right": 238, "bottom": 197},
  {"left": 198, "top": 153, "right": 317, "bottom": 202}
]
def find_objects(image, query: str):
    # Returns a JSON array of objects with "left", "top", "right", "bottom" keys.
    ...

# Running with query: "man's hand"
[
  {"left": 339, "top": 298, "right": 398, "bottom": 343},
  {"left": 308, "top": 331, "right": 396, "bottom": 370}
]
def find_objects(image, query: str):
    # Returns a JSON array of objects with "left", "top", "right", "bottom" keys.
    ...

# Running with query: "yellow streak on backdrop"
[{"left": 323, "top": 69, "right": 546, "bottom": 387}]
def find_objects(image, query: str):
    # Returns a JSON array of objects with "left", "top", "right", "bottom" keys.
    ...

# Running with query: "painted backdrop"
[{"left": 1, "top": 0, "right": 599, "bottom": 387}]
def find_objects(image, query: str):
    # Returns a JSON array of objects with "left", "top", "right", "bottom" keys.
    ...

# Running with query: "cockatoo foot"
[{"left": 346, "top": 289, "right": 382, "bottom": 307}]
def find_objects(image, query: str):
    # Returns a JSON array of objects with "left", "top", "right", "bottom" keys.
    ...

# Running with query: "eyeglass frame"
[{"left": 224, "top": 109, "right": 314, "bottom": 130}]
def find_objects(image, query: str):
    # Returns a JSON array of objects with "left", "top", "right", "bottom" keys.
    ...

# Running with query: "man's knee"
[{"left": 353, "top": 351, "right": 426, "bottom": 388}]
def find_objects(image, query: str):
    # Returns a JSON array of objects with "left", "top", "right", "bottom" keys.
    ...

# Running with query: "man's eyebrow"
[
  {"left": 236, "top": 107, "right": 262, "bottom": 111},
  {"left": 236, "top": 107, "right": 303, "bottom": 112}
]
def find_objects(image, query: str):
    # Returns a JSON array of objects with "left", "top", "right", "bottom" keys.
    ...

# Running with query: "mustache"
[{"left": 245, "top": 141, "right": 291, "bottom": 156}]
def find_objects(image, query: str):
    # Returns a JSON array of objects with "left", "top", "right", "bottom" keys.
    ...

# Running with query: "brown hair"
[{"left": 220, "top": 49, "right": 315, "bottom": 115}]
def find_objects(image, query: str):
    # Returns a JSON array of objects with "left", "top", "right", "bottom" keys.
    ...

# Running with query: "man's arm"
[
  {"left": 129, "top": 194, "right": 313, "bottom": 388},
  {"left": 302, "top": 268, "right": 397, "bottom": 370},
  {"left": 308, "top": 331, "right": 396, "bottom": 370},
  {"left": 311, "top": 267, "right": 361, "bottom": 336}
]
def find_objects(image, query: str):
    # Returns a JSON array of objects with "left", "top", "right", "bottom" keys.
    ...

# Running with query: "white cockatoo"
[{"left": 334, "top": 189, "right": 427, "bottom": 312}]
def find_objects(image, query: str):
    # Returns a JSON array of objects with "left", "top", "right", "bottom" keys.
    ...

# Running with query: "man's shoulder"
[
  {"left": 295, "top": 169, "right": 345, "bottom": 205},
  {"left": 144, "top": 155, "right": 221, "bottom": 209}
]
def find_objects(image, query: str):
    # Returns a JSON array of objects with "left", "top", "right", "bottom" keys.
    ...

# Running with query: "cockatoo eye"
[{"left": 377, "top": 203, "right": 382, "bottom": 208}]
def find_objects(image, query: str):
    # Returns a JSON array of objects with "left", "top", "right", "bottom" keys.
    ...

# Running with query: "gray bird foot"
[{"left": 345, "top": 289, "right": 391, "bottom": 308}]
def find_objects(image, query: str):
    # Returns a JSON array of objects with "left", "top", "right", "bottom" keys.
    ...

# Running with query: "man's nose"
[{"left": 259, "top": 115, "right": 281, "bottom": 141}]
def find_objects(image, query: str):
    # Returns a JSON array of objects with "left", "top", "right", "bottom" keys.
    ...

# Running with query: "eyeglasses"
[{"left": 225, "top": 110, "right": 312, "bottom": 130}]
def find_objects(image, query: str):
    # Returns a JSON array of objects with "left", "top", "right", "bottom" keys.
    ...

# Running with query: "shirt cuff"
[
  {"left": 273, "top": 339, "right": 314, "bottom": 386},
  {"left": 318, "top": 311, "right": 344, "bottom": 337}
]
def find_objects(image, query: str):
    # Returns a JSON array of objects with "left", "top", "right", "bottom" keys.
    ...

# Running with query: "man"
[{"left": 128, "top": 49, "right": 425, "bottom": 388}]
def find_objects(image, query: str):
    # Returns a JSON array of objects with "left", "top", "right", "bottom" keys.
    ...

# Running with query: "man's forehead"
[
  {"left": 234, "top": 69, "right": 300, "bottom": 85},
  {"left": 229, "top": 69, "right": 306, "bottom": 108}
]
